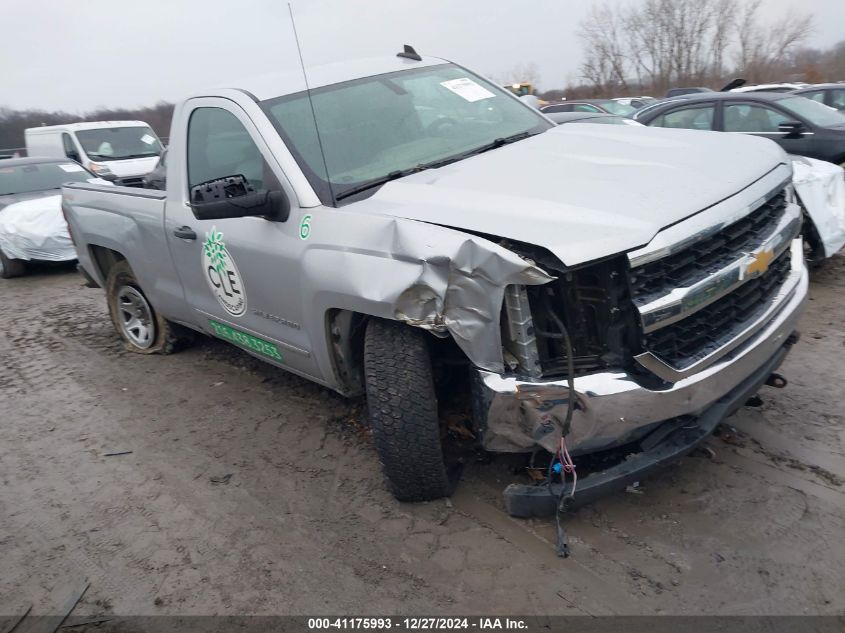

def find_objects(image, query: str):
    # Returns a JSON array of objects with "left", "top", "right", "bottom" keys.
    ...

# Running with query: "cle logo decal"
[{"left": 202, "top": 227, "right": 246, "bottom": 316}]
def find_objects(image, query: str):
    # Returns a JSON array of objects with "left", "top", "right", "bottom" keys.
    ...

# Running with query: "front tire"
[
  {"left": 0, "top": 249, "right": 26, "bottom": 279},
  {"left": 802, "top": 213, "right": 826, "bottom": 270},
  {"left": 105, "top": 260, "right": 191, "bottom": 354},
  {"left": 364, "top": 318, "right": 451, "bottom": 502}
]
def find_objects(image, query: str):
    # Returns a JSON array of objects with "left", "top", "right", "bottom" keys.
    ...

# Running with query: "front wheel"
[
  {"left": 802, "top": 213, "right": 826, "bottom": 270},
  {"left": 0, "top": 249, "right": 26, "bottom": 279},
  {"left": 105, "top": 260, "right": 191, "bottom": 354},
  {"left": 364, "top": 318, "right": 452, "bottom": 502}
]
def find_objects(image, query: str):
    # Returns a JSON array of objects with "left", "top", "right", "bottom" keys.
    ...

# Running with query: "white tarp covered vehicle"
[
  {"left": 791, "top": 155, "right": 845, "bottom": 263},
  {"left": 0, "top": 157, "right": 104, "bottom": 278},
  {"left": 0, "top": 194, "right": 75, "bottom": 261}
]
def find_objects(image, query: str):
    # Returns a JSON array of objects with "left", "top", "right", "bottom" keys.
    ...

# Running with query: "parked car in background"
[
  {"left": 612, "top": 96, "right": 656, "bottom": 109},
  {"left": 730, "top": 83, "right": 806, "bottom": 94},
  {"left": 634, "top": 92, "right": 845, "bottom": 166},
  {"left": 0, "top": 157, "right": 99, "bottom": 278},
  {"left": 791, "top": 84, "right": 845, "bottom": 111},
  {"left": 541, "top": 99, "right": 636, "bottom": 117},
  {"left": 143, "top": 149, "right": 167, "bottom": 190},
  {"left": 665, "top": 87, "right": 713, "bottom": 98},
  {"left": 25, "top": 121, "right": 163, "bottom": 187},
  {"left": 544, "top": 111, "right": 644, "bottom": 126}
]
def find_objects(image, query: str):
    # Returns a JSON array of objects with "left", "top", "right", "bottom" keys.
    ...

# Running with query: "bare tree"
[
  {"left": 579, "top": 5, "right": 630, "bottom": 93},
  {"left": 577, "top": 0, "right": 812, "bottom": 96},
  {"left": 735, "top": 0, "right": 813, "bottom": 82},
  {"left": 491, "top": 62, "right": 542, "bottom": 89}
]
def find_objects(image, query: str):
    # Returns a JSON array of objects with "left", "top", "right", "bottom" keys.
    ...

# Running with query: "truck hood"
[{"left": 353, "top": 125, "right": 788, "bottom": 266}]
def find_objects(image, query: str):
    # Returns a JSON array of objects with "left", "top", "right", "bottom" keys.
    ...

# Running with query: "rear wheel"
[
  {"left": 0, "top": 249, "right": 26, "bottom": 279},
  {"left": 105, "top": 260, "right": 191, "bottom": 354},
  {"left": 364, "top": 318, "right": 452, "bottom": 502}
]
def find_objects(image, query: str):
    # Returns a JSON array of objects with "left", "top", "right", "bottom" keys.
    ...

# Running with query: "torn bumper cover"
[
  {"left": 473, "top": 239, "right": 807, "bottom": 492},
  {"left": 503, "top": 336, "right": 796, "bottom": 517},
  {"left": 790, "top": 155, "right": 845, "bottom": 258}
]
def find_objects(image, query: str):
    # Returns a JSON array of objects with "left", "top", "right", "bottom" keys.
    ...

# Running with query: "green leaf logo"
[{"left": 203, "top": 227, "right": 227, "bottom": 273}]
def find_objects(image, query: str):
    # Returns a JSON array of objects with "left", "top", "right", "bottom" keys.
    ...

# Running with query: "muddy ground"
[{"left": 1, "top": 255, "right": 844, "bottom": 618}]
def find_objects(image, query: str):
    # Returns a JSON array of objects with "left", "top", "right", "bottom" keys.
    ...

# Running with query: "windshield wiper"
[
  {"left": 460, "top": 130, "right": 536, "bottom": 159},
  {"left": 334, "top": 166, "right": 426, "bottom": 201},
  {"left": 333, "top": 131, "right": 537, "bottom": 202},
  {"left": 409, "top": 130, "right": 539, "bottom": 172}
]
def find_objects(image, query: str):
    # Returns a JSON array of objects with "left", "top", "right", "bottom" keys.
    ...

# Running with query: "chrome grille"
[
  {"left": 642, "top": 249, "right": 791, "bottom": 370},
  {"left": 630, "top": 191, "right": 786, "bottom": 302},
  {"left": 629, "top": 184, "right": 799, "bottom": 375}
]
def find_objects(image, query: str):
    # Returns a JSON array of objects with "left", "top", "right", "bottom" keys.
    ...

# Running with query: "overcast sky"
[{"left": 2, "top": 0, "right": 843, "bottom": 112}]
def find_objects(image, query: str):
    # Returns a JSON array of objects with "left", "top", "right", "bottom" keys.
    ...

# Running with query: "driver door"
[{"left": 165, "top": 98, "right": 319, "bottom": 380}]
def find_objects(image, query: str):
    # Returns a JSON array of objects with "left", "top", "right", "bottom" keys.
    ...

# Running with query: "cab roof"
[
  {"left": 26, "top": 121, "right": 154, "bottom": 133},
  {"left": 214, "top": 55, "right": 449, "bottom": 102}
]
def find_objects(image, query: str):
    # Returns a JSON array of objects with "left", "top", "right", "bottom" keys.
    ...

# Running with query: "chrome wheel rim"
[{"left": 117, "top": 286, "right": 155, "bottom": 349}]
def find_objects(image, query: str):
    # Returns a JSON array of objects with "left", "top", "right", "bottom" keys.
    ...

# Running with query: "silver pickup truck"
[{"left": 63, "top": 52, "right": 808, "bottom": 515}]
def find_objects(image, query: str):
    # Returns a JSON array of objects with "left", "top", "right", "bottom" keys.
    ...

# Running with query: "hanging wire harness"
[{"left": 536, "top": 291, "right": 578, "bottom": 557}]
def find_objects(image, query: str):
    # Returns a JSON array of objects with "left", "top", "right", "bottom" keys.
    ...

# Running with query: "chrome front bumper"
[{"left": 474, "top": 239, "right": 808, "bottom": 455}]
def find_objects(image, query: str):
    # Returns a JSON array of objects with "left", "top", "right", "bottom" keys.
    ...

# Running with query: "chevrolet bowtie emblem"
[{"left": 746, "top": 249, "right": 774, "bottom": 278}]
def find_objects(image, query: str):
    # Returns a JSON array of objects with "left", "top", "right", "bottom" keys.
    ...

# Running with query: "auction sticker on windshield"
[
  {"left": 440, "top": 78, "right": 495, "bottom": 102},
  {"left": 202, "top": 227, "right": 247, "bottom": 316}
]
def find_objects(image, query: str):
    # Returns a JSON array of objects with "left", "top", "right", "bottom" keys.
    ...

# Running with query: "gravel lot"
[{"left": 1, "top": 256, "right": 844, "bottom": 617}]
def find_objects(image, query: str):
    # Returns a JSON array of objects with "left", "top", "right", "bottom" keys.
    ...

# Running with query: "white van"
[{"left": 24, "top": 121, "right": 163, "bottom": 187}]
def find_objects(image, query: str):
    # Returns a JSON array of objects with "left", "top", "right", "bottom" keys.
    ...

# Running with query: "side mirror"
[
  {"left": 189, "top": 175, "right": 290, "bottom": 222},
  {"left": 778, "top": 121, "right": 805, "bottom": 137}
]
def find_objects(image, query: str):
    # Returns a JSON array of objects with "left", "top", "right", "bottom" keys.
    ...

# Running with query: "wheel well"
[
  {"left": 88, "top": 245, "right": 126, "bottom": 282},
  {"left": 326, "top": 310, "right": 472, "bottom": 399},
  {"left": 326, "top": 310, "right": 369, "bottom": 396}
]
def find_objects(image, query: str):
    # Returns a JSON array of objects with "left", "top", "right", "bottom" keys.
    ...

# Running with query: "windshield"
[
  {"left": 76, "top": 126, "right": 163, "bottom": 161},
  {"left": 779, "top": 96, "right": 845, "bottom": 128},
  {"left": 0, "top": 162, "right": 92, "bottom": 196},
  {"left": 261, "top": 63, "right": 552, "bottom": 204},
  {"left": 594, "top": 100, "right": 636, "bottom": 116}
]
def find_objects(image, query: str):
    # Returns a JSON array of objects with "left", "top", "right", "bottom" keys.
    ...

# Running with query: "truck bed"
[{"left": 62, "top": 182, "right": 189, "bottom": 323}]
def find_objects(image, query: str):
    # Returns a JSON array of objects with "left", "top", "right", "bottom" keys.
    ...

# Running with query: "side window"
[
  {"left": 574, "top": 104, "right": 600, "bottom": 113},
  {"left": 62, "top": 133, "right": 79, "bottom": 160},
  {"left": 542, "top": 105, "right": 568, "bottom": 114},
  {"left": 723, "top": 104, "right": 789, "bottom": 133},
  {"left": 831, "top": 90, "right": 845, "bottom": 110},
  {"left": 187, "top": 107, "right": 278, "bottom": 192},
  {"left": 800, "top": 91, "right": 825, "bottom": 104},
  {"left": 651, "top": 105, "right": 714, "bottom": 130}
]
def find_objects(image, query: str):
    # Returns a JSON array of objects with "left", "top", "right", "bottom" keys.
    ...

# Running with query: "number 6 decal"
[{"left": 299, "top": 214, "right": 312, "bottom": 240}]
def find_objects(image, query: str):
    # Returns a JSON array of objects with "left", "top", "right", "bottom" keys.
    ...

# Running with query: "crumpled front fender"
[{"left": 301, "top": 212, "right": 553, "bottom": 375}]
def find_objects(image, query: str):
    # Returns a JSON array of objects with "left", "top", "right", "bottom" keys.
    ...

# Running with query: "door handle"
[{"left": 173, "top": 226, "right": 197, "bottom": 240}]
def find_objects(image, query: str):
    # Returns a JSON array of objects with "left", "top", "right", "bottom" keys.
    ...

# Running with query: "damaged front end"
[{"left": 466, "top": 181, "right": 808, "bottom": 516}]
